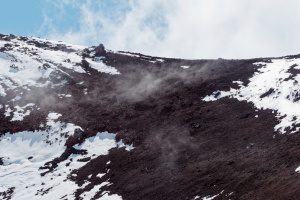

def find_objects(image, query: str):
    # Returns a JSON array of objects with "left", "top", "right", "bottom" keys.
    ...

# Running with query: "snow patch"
[
  {"left": 193, "top": 190, "right": 224, "bottom": 200},
  {"left": 0, "top": 112, "right": 128, "bottom": 199},
  {"left": 47, "top": 112, "right": 62, "bottom": 120},
  {"left": 73, "top": 131, "right": 135, "bottom": 154},
  {"left": 11, "top": 103, "right": 35, "bottom": 121},
  {"left": 98, "top": 192, "right": 123, "bottom": 200},
  {"left": 0, "top": 114, "right": 80, "bottom": 199},
  {"left": 202, "top": 90, "right": 234, "bottom": 102},
  {"left": 86, "top": 57, "right": 120, "bottom": 75},
  {"left": 202, "top": 58, "right": 300, "bottom": 134},
  {"left": 113, "top": 51, "right": 140, "bottom": 58},
  {"left": 0, "top": 85, "right": 6, "bottom": 97},
  {"left": 156, "top": 59, "right": 164, "bottom": 63},
  {"left": 97, "top": 173, "right": 105, "bottom": 179},
  {"left": 80, "top": 182, "right": 109, "bottom": 199},
  {"left": 181, "top": 66, "right": 190, "bottom": 69},
  {"left": 4, "top": 105, "right": 12, "bottom": 117},
  {"left": 12, "top": 95, "right": 22, "bottom": 102},
  {"left": 202, "top": 194, "right": 219, "bottom": 200},
  {"left": 57, "top": 94, "right": 72, "bottom": 98}
]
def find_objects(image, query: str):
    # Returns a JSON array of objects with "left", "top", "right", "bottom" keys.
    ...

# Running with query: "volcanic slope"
[{"left": 1, "top": 34, "right": 300, "bottom": 200}]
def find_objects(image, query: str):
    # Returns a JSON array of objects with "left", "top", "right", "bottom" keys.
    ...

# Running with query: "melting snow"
[
  {"left": 0, "top": 113, "right": 76, "bottom": 199},
  {"left": 113, "top": 51, "right": 140, "bottom": 58},
  {"left": 4, "top": 105, "right": 12, "bottom": 117},
  {"left": 202, "top": 90, "right": 232, "bottom": 101},
  {"left": 203, "top": 58, "right": 300, "bottom": 134},
  {"left": 80, "top": 182, "right": 109, "bottom": 199},
  {"left": 111, "top": 51, "right": 164, "bottom": 64},
  {"left": 0, "top": 85, "right": 6, "bottom": 97},
  {"left": 86, "top": 57, "right": 120, "bottom": 75},
  {"left": 47, "top": 112, "right": 62, "bottom": 120},
  {"left": 193, "top": 190, "right": 225, "bottom": 200},
  {"left": 11, "top": 95, "right": 22, "bottom": 102},
  {"left": 11, "top": 103, "right": 35, "bottom": 121},
  {"left": 97, "top": 192, "right": 122, "bottom": 200},
  {"left": 57, "top": 94, "right": 72, "bottom": 98},
  {"left": 0, "top": 112, "right": 130, "bottom": 199},
  {"left": 97, "top": 173, "right": 106, "bottom": 179},
  {"left": 0, "top": 36, "right": 117, "bottom": 102},
  {"left": 202, "top": 195, "right": 219, "bottom": 200}
]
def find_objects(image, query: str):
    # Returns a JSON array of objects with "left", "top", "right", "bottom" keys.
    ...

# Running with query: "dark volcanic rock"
[
  {"left": 81, "top": 59, "right": 90, "bottom": 70},
  {"left": 95, "top": 43, "right": 106, "bottom": 56},
  {"left": 73, "top": 128, "right": 85, "bottom": 139},
  {"left": 0, "top": 187, "right": 15, "bottom": 200},
  {"left": 4, "top": 34, "right": 300, "bottom": 199},
  {"left": 40, "top": 147, "right": 87, "bottom": 176},
  {"left": 5, "top": 34, "right": 17, "bottom": 41}
]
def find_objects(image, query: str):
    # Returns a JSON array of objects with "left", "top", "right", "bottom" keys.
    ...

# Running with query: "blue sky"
[
  {"left": 1, "top": 0, "right": 300, "bottom": 59},
  {"left": 0, "top": 0, "right": 44, "bottom": 36},
  {"left": 0, "top": 0, "right": 127, "bottom": 38}
]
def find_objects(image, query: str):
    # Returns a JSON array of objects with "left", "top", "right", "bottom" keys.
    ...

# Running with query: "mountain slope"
[{"left": 1, "top": 33, "right": 300, "bottom": 200}]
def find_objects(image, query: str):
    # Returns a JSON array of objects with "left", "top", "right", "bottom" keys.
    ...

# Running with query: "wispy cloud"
[{"left": 39, "top": 0, "right": 300, "bottom": 59}]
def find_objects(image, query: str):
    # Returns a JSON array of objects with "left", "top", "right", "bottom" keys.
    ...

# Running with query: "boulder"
[
  {"left": 73, "top": 128, "right": 85, "bottom": 139},
  {"left": 95, "top": 43, "right": 106, "bottom": 56}
]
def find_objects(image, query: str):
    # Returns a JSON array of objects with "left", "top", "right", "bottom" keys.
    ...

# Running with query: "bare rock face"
[{"left": 95, "top": 43, "right": 106, "bottom": 56}]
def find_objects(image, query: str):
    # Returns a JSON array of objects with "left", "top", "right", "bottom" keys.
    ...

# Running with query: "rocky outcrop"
[
  {"left": 95, "top": 43, "right": 106, "bottom": 56},
  {"left": 73, "top": 128, "right": 85, "bottom": 139}
]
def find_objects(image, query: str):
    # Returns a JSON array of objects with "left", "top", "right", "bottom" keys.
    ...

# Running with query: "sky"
[{"left": 1, "top": 0, "right": 300, "bottom": 59}]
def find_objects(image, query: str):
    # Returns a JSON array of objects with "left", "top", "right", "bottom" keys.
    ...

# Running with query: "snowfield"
[
  {"left": 0, "top": 36, "right": 119, "bottom": 100},
  {"left": 0, "top": 112, "right": 131, "bottom": 200}
]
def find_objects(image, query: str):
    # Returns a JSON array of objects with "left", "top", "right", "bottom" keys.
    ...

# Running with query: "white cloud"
[{"left": 40, "top": 0, "right": 300, "bottom": 59}]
